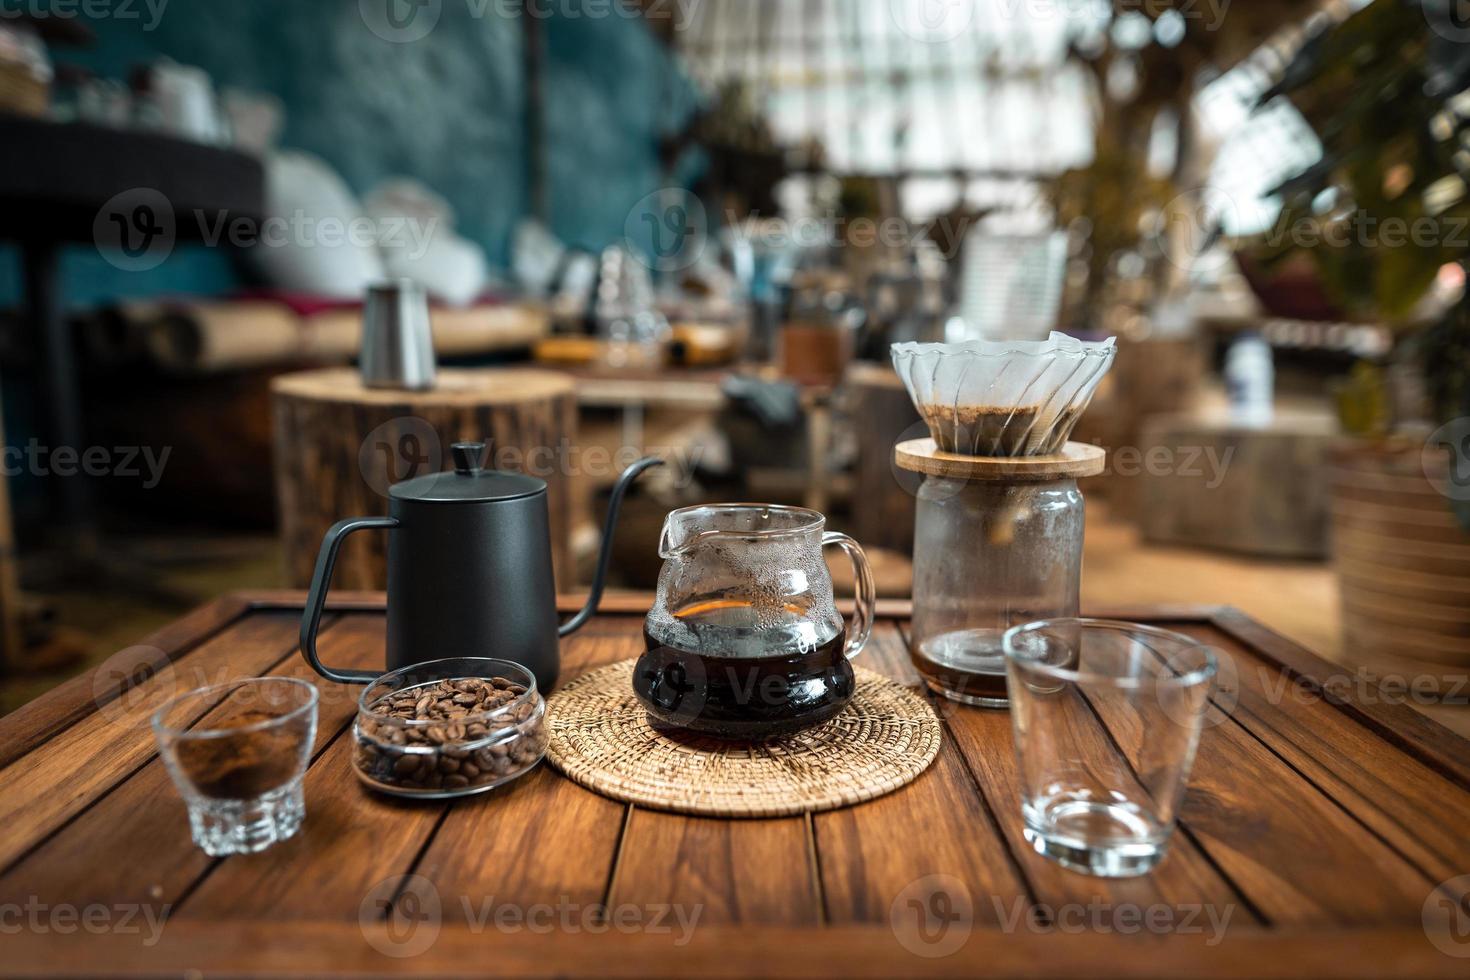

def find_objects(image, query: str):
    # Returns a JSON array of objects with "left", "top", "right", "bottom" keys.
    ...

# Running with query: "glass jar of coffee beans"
[{"left": 353, "top": 658, "right": 547, "bottom": 798}]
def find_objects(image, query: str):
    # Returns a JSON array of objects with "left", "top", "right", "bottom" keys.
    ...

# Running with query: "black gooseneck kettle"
[{"left": 300, "top": 441, "right": 660, "bottom": 692}]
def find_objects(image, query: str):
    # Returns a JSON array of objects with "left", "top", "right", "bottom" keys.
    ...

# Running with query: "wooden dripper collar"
[{"left": 893, "top": 439, "right": 1107, "bottom": 482}]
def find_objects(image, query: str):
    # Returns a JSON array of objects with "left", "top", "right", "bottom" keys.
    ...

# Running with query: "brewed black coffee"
[{"left": 634, "top": 597, "right": 854, "bottom": 739}]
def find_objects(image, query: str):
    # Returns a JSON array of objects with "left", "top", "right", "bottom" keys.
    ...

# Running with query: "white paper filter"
[{"left": 890, "top": 333, "right": 1116, "bottom": 456}]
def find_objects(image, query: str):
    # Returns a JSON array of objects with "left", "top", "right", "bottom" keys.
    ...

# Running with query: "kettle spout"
[{"left": 558, "top": 455, "right": 664, "bottom": 637}]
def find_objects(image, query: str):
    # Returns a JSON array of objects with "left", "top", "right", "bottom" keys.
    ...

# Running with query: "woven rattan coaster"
[{"left": 545, "top": 659, "right": 941, "bottom": 817}]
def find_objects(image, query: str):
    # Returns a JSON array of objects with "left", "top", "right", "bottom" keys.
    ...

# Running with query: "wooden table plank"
[
  {"left": 1175, "top": 622, "right": 1470, "bottom": 887},
  {"left": 0, "top": 614, "right": 373, "bottom": 911},
  {"left": 1108, "top": 621, "right": 1455, "bottom": 926},
  {"left": 608, "top": 811, "right": 821, "bottom": 924},
  {"left": 3, "top": 921, "right": 1464, "bottom": 979},
  {"left": 416, "top": 630, "right": 639, "bottom": 923},
  {"left": 814, "top": 625, "right": 1028, "bottom": 926},
  {"left": 1210, "top": 608, "right": 1470, "bottom": 788},
  {"left": 0, "top": 611, "right": 305, "bottom": 872}
]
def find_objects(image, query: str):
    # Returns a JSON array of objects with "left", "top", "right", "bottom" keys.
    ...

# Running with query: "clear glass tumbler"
[
  {"left": 152, "top": 677, "right": 319, "bottom": 856},
  {"left": 1003, "top": 619, "right": 1216, "bottom": 877}
]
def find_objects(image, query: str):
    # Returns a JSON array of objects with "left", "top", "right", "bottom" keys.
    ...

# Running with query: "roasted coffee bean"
[{"left": 354, "top": 675, "right": 546, "bottom": 796}]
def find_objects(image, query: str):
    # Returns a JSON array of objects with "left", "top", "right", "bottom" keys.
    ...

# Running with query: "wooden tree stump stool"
[
  {"left": 272, "top": 368, "right": 577, "bottom": 590},
  {"left": 847, "top": 362, "right": 922, "bottom": 556}
]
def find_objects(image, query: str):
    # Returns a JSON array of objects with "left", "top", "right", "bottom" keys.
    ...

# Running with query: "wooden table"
[{"left": 2, "top": 594, "right": 1468, "bottom": 977}]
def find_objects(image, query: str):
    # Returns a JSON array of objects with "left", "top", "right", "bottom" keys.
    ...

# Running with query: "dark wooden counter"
[{"left": 0, "top": 593, "right": 1467, "bottom": 977}]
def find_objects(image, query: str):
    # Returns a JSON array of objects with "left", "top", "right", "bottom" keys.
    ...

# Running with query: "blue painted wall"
[{"left": 0, "top": 0, "right": 698, "bottom": 308}]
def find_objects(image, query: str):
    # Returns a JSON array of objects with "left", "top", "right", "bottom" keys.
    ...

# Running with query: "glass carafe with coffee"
[{"left": 635, "top": 505, "right": 875, "bottom": 739}]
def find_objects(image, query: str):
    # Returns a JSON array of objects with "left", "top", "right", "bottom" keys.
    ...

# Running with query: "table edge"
[{"left": 0, "top": 922, "right": 1459, "bottom": 980}]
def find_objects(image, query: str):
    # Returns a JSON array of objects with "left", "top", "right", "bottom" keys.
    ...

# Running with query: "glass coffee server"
[{"left": 899, "top": 443, "right": 1105, "bottom": 706}]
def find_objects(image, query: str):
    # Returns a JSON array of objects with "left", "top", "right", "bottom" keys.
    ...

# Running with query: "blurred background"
[{"left": 1, "top": 0, "right": 1467, "bottom": 730}]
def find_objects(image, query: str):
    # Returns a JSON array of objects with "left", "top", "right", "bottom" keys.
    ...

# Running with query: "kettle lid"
[{"left": 389, "top": 442, "right": 545, "bottom": 503}]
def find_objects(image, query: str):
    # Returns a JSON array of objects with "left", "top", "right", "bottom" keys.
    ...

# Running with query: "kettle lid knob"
[{"left": 451, "top": 442, "right": 486, "bottom": 474}]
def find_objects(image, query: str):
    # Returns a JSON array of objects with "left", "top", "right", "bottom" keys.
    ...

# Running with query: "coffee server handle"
[
  {"left": 822, "top": 532, "right": 875, "bottom": 659},
  {"left": 301, "top": 516, "right": 399, "bottom": 684}
]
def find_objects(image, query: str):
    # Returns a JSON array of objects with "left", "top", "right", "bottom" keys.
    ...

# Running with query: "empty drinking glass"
[
  {"left": 152, "top": 677, "right": 319, "bottom": 856},
  {"left": 1003, "top": 619, "right": 1217, "bottom": 877}
]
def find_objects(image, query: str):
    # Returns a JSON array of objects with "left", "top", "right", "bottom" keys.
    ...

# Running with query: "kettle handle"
[
  {"left": 301, "top": 516, "right": 398, "bottom": 684},
  {"left": 822, "top": 532, "right": 876, "bottom": 659}
]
